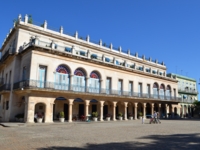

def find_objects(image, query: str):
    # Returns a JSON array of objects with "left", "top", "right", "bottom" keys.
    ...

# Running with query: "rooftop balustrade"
[
  {"left": 1, "top": 14, "right": 165, "bottom": 67},
  {"left": 13, "top": 79, "right": 181, "bottom": 102}
]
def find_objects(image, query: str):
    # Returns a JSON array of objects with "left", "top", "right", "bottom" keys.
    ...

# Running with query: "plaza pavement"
[{"left": 0, "top": 119, "right": 200, "bottom": 150}]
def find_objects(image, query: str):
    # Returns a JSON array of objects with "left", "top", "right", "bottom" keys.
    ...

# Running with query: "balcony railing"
[
  {"left": 13, "top": 80, "right": 181, "bottom": 101},
  {"left": 0, "top": 78, "right": 4, "bottom": 85},
  {"left": 181, "top": 99, "right": 195, "bottom": 104},
  {"left": 178, "top": 88, "right": 198, "bottom": 94},
  {"left": 0, "top": 84, "right": 11, "bottom": 92},
  {"left": 0, "top": 47, "right": 15, "bottom": 62}
]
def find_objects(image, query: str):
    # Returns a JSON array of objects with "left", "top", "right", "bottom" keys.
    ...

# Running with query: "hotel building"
[
  {"left": 0, "top": 15, "right": 181, "bottom": 123},
  {"left": 167, "top": 73, "right": 198, "bottom": 118}
]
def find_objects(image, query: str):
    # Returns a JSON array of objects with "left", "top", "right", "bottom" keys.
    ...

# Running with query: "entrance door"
[
  {"left": 53, "top": 104, "right": 55, "bottom": 120},
  {"left": 64, "top": 104, "right": 69, "bottom": 120},
  {"left": 92, "top": 104, "right": 97, "bottom": 113},
  {"left": 79, "top": 104, "right": 84, "bottom": 117},
  {"left": 103, "top": 105, "right": 108, "bottom": 118},
  {"left": 116, "top": 106, "right": 119, "bottom": 119}
]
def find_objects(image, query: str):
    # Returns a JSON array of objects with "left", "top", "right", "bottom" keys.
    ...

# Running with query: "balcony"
[
  {"left": 0, "top": 84, "right": 11, "bottom": 92},
  {"left": 181, "top": 99, "right": 195, "bottom": 104},
  {"left": 0, "top": 78, "right": 4, "bottom": 85},
  {"left": 178, "top": 88, "right": 198, "bottom": 94},
  {"left": 13, "top": 80, "right": 181, "bottom": 102},
  {"left": 0, "top": 47, "right": 15, "bottom": 63}
]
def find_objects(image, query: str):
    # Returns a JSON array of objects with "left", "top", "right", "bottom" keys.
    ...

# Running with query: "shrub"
[
  {"left": 139, "top": 112, "right": 143, "bottom": 116},
  {"left": 59, "top": 111, "right": 65, "bottom": 118},
  {"left": 92, "top": 112, "right": 98, "bottom": 117},
  {"left": 118, "top": 112, "right": 123, "bottom": 117}
]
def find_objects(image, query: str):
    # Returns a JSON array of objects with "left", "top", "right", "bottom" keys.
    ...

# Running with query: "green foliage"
[
  {"left": 59, "top": 111, "right": 65, "bottom": 118},
  {"left": 92, "top": 112, "right": 98, "bottom": 117},
  {"left": 15, "top": 113, "right": 24, "bottom": 119},
  {"left": 139, "top": 112, "right": 143, "bottom": 116},
  {"left": 118, "top": 112, "right": 123, "bottom": 117},
  {"left": 28, "top": 15, "right": 33, "bottom": 24}
]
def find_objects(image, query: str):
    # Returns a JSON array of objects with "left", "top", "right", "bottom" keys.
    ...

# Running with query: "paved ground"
[{"left": 0, "top": 119, "right": 200, "bottom": 150}]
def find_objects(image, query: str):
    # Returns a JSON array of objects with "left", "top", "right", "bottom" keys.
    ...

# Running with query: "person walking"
[
  {"left": 157, "top": 112, "right": 161, "bottom": 124},
  {"left": 153, "top": 111, "right": 158, "bottom": 123}
]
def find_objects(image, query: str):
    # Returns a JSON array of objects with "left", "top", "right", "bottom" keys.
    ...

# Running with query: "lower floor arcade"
[{"left": 0, "top": 91, "right": 192, "bottom": 123}]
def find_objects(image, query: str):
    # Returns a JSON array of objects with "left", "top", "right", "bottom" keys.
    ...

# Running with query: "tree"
[{"left": 28, "top": 15, "right": 33, "bottom": 24}]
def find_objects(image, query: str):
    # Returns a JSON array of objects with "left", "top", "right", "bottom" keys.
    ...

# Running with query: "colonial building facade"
[
  {"left": 167, "top": 73, "right": 198, "bottom": 118},
  {"left": 0, "top": 15, "right": 181, "bottom": 123}
]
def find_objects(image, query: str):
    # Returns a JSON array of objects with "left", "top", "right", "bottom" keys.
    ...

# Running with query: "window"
[
  {"left": 38, "top": 65, "right": 47, "bottom": 88},
  {"left": 9, "top": 71, "right": 11, "bottom": 84},
  {"left": 152, "top": 70, "right": 157, "bottom": 74},
  {"left": 174, "top": 89, "right": 176, "bottom": 98},
  {"left": 138, "top": 83, "right": 142, "bottom": 97},
  {"left": 129, "top": 81, "right": 133, "bottom": 96},
  {"left": 6, "top": 101, "right": 9, "bottom": 110},
  {"left": 5, "top": 73, "right": 7, "bottom": 84},
  {"left": 91, "top": 54, "right": 97, "bottom": 59},
  {"left": 118, "top": 80, "right": 123, "bottom": 95},
  {"left": 146, "top": 68, "right": 150, "bottom": 73},
  {"left": 153, "top": 83, "right": 158, "bottom": 98},
  {"left": 80, "top": 51, "right": 86, "bottom": 56},
  {"left": 105, "top": 58, "right": 110, "bottom": 62},
  {"left": 65, "top": 47, "right": 71, "bottom": 52},
  {"left": 147, "top": 84, "right": 150, "bottom": 97},
  {"left": 106, "top": 78, "right": 111, "bottom": 94},
  {"left": 116, "top": 60, "right": 119, "bottom": 65},
  {"left": 22, "top": 67, "right": 26, "bottom": 80}
]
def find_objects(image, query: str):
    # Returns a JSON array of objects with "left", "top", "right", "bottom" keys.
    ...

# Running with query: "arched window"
[
  {"left": 160, "top": 84, "right": 165, "bottom": 99},
  {"left": 153, "top": 83, "right": 158, "bottom": 98},
  {"left": 89, "top": 71, "right": 100, "bottom": 93},
  {"left": 166, "top": 85, "right": 171, "bottom": 100},
  {"left": 55, "top": 65, "right": 70, "bottom": 90},
  {"left": 73, "top": 68, "right": 86, "bottom": 92}
]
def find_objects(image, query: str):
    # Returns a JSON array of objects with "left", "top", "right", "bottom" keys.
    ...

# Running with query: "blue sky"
[{"left": 0, "top": 0, "right": 200, "bottom": 90}]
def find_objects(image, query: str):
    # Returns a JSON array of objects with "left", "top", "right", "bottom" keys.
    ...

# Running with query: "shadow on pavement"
[{"left": 37, "top": 133, "right": 200, "bottom": 150}]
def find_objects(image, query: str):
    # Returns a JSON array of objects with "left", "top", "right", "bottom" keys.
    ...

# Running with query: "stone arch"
[
  {"left": 160, "top": 84, "right": 165, "bottom": 90},
  {"left": 34, "top": 102, "right": 47, "bottom": 123},
  {"left": 74, "top": 67, "right": 87, "bottom": 77},
  {"left": 153, "top": 82, "right": 159, "bottom": 88},
  {"left": 53, "top": 97, "right": 68, "bottom": 121},
  {"left": 56, "top": 64, "right": 71, "bottom": 74},
  {"left": 90, "top": 70, "right": 102, "bottom": 79}
]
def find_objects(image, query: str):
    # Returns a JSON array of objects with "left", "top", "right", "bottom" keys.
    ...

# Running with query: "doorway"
[
  {"left": 64, "top": 104, "right": 68, "bottom": 120},
  {"left": 79, "top": 104, "right": 84, "bottom": 117}
]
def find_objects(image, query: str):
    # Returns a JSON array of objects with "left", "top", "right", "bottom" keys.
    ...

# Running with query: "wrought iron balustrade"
[
  {"left": 13, "top": 80, "right": 181, "bottom": 101},
  {"left": 0, "top": 84, "right": 11, "bottom": 92}
]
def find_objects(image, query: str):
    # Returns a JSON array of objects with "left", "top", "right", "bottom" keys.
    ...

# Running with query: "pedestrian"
[
  {"left": 34, "top": 112, "right": 38, "bottom": 122},
  {"left": 153, "top": 111, "right": 158, "bottom": 123},
  {"left": 157, "top": 112, "right": 161, "bottom": 124}
]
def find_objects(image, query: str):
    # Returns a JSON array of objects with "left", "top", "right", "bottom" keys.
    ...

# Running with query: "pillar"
[
  {"left": 182, "top": 105, "right": 185, "bottom": 118},
  {"left": 151, "top": 103, "right": 154, "bottom": 116},
  {"left": 134, "top": 103, "right": 138, "bottom": 120},
  {"left": 24, "top": 96, "right": 34, "bottom": 123},
  {"left": 68, "top": 99, "right": 73, "bottom": 122},
  {"left": 44, "top": 102, "right": 54, "bottom": 123},
  {"left": 112, "top": 102, "right": 117, "bottom": 121},
  {"left": 124, "top": 102, "right": 128, "bottom": 120},
  {"left": 165, "top": 104, "right": 168, "bottom": 118},
  {"left": 158, "top": 103, "right": 161, "bottom": 115},
  {"left": 143, "top": 103, "right": 146, "bottom": 119},
  {"left": 99, "top": 101, "right": 104, "bottom": 121},
  {"left": 171, "top": 106, "right": 174, "bottom": 118},
  {"left": 84, "top": 100, "right": 90, "bottom": 117}
]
